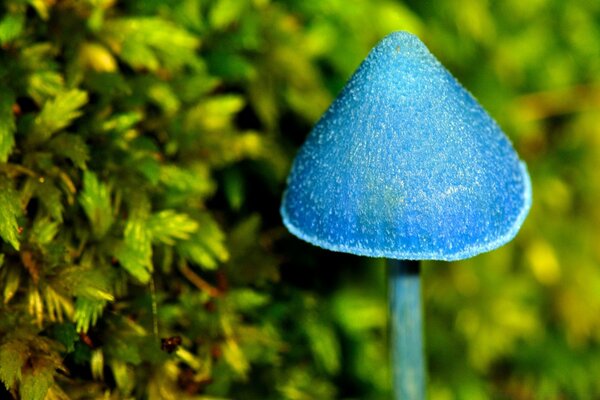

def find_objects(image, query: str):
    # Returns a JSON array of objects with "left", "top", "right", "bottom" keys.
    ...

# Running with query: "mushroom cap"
[{"left": 280, "top": 31, "right": 532, "bottom": 261}]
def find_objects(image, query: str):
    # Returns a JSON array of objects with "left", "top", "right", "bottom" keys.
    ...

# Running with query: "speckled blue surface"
[{"left": 281, "top": 31, "right": 531, "bottom": 261}]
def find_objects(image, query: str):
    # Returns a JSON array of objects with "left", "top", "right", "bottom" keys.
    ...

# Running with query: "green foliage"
[
  {"left": 0, "top": 90, "right": 16, "bottom": 162},
  {"left": 79, "top": 171, "right": 113, "bottom": 239},
  {"left": 20, "top": 369, "right": 53, "bottom": 400},
  {"left": 102, "top": 17, "right": 199, "bottom": 71},
  {"left": 0, "top": 339, "right": 27, "bottom": 388},
  {"left": 176, "top": 213, "right": 229, "bottom": 270},
  {"left": 28, "top": 89, "right": 88, "bottom": 146},
  {"left": 0, "top": 178, "right": 21, "bottom": 250},
  {"left": 0, "top": 13, "right": 24, "bottom": 45},
  {"left": 115, "top": 198, "right": 153, "bottom": 283},
  {"left": 0, "top": 0, "right": 597, "bottom": 399}
]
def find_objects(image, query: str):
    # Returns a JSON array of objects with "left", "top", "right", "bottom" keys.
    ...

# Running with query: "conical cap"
[{"left": 281, "top": 32, "right": 531, "bottom": 261}]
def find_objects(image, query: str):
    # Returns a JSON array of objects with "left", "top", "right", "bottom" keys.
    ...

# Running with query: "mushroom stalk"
[{"left": 389, "top": 259, "right": 425, "bottom": 400}]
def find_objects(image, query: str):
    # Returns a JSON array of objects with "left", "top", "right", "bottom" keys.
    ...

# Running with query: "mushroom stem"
[{"left": 389, "top": 259, "right": 425, "bottom": 400}]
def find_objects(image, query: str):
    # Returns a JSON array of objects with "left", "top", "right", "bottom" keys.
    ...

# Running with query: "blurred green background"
[{"left": 0, "top": 0, "right": 599, "bottom": 399}]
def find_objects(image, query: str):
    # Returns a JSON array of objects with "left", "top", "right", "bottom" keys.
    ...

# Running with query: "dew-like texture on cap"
[{"left": 280, "top": 31, "right": 532, "bottom": 261}]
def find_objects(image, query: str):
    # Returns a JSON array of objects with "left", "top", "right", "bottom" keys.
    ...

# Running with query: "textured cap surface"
[{"left": 280, "top": 31, "right": 531, "bottom": 261}]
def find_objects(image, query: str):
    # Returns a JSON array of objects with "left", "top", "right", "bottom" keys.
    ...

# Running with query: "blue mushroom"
[{"left": 280, "top": 31, "right": 532, "bottom": 400}]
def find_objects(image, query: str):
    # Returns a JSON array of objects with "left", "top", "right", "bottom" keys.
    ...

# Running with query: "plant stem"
[{"left": 389, "top": 259, "right": 425, "bottom": 400}]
